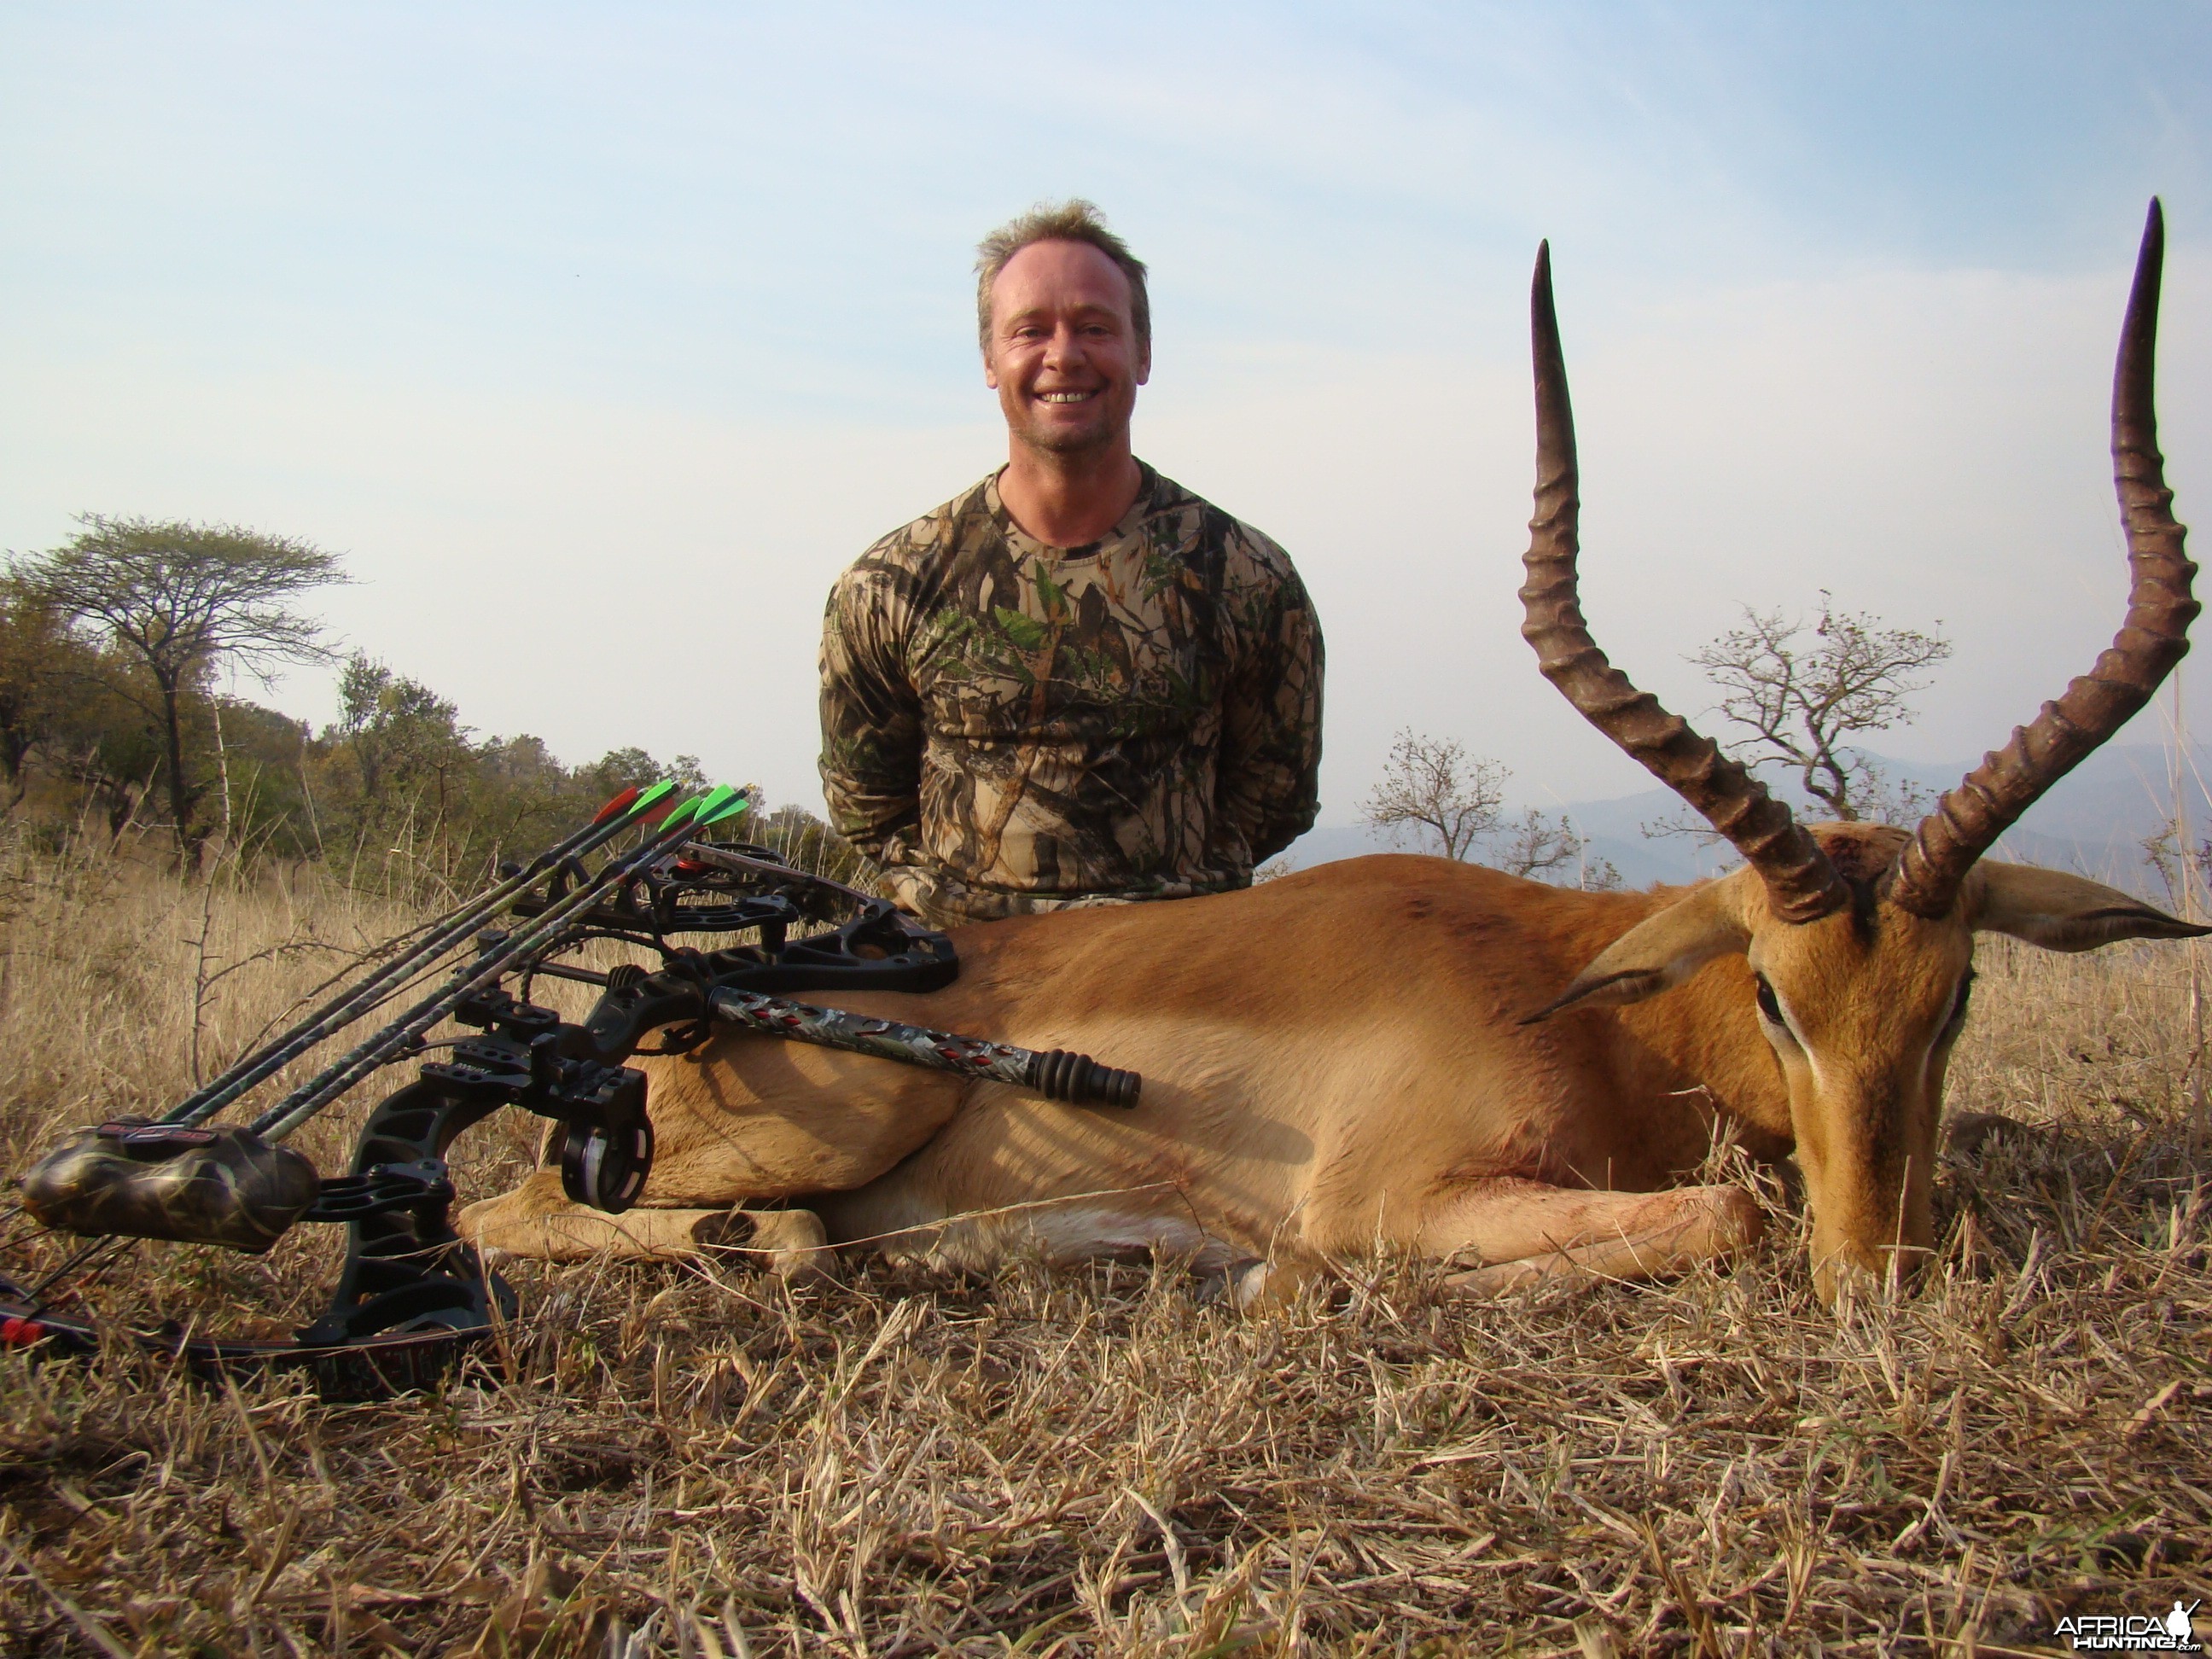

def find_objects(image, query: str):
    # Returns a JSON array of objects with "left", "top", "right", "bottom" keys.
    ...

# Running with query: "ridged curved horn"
[
  {"left": 1518, "top": 242, "right": 1848, "bottom": 923},
  {"left": 1889, "top": 200, "right": 2198, "bottom": 919}
]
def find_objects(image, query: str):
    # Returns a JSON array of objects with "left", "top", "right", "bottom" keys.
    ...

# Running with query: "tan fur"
[
  {"left": 468, "top": 1173, "right": 838, "bottom": 1284},
  {"left": 458, "top": 830, "right": 2186, "bottom": 1304}
]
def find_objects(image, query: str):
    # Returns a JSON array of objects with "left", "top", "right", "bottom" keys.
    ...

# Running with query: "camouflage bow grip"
[
  {"left": 20, "top": 1121, "right": 321, "bottom": 1253},
  {"left": 707, "top": 988, "right": 1142, "bottom": 1109}
]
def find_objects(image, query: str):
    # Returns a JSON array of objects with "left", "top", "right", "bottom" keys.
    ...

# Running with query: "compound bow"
[{"left": 1, "top": 783, "right": 1139, "bottom": 1400}]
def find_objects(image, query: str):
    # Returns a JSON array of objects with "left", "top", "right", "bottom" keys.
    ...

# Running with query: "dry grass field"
[{"left": 1, "top": 842, "right": 2208, "bottom": 1656}]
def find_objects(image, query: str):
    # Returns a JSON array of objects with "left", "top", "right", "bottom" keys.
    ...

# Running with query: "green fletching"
[
  {"left": 688, "top": 784, "right": 737, "bottom": 827},
  {"left": 659, "top": 795, "right": 703, "bottom": 831},
  {"left": 695, "top": 787, "right": 750, "bottom": 830},
  {"left": 631, "top": 779, "right": 678, "bottom": 816}
]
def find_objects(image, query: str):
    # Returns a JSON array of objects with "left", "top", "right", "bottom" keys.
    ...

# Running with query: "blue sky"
[{"left": 4, "top": 3, "right": 2210, "bottom": 826}]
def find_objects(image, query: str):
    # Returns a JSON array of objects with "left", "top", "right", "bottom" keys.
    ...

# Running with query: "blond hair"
[{"left": 975, "top": 200, "right": 1150, "bottom": 355}]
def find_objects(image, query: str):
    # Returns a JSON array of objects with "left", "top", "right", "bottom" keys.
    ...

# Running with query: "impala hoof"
[
  {"left": 1219, "top": 1255, "right": 1319, "bottom": 1313},
  {"left": 710, "top": 1208, "right": 841, "bottom": 1286}
]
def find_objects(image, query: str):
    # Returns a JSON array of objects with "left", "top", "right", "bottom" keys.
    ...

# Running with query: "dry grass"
[{"left": 1, "top": 848, "right": 2208, "bottom": 1656}]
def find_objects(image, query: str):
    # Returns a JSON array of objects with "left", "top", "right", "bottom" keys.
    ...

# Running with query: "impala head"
[{"left": 1523, "top": 202, "right": 2208, "bottom": 1303}]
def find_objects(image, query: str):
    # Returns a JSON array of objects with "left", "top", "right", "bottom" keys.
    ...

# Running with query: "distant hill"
[{"left": 1278, "top": 742, "right": 2197, "bottom": 901}]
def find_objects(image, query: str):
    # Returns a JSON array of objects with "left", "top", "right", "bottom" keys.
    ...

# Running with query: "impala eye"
[
  {"left": 1752, "top": 975, "right": 1802, "bottom": 1050},
  {"left": 1754, "top": 974, "right": 1784, "bottom": 1027}
]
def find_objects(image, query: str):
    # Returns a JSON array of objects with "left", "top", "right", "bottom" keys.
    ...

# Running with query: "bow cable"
[
  {"left": 165, "top": 782, "right": 678, "bottom": 1126},
  {"left": 248, "top": 787, "right": 749, "bottom": 1142}
]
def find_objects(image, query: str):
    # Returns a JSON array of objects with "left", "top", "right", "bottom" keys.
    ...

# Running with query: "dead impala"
[{"left": 463, "top": 201, "right": 2201, "bottom": 1307}]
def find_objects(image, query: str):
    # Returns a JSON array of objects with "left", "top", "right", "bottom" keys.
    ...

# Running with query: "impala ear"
[
  {"left": 1970, "top": 864, "right": 2212, "bottom": 952},
  {"left": 1522, "top": 881, "right": 1751, "bottom": 1022}
]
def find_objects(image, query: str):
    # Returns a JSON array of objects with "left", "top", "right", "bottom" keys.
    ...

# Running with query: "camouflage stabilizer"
[
  {"left": 707, "top": 987, "right": 1140, "bottom": 1109},
  {"left": 20, "top": 1121, "right": 321, "bottom": 1254}
]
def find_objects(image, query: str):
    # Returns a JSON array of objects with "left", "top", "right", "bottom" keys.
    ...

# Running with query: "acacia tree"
[
  {"left": 1659, "top": 594, "right": 1950, "bottom": 831},
  {"left": 1362, "top": 729, "right": 1620, "bottom": 888},
  {"left": 15, "top": 515, "right": 344, "bottom": 864},
  {"left": 1362, "top": 729, "right": 1505, "bottom": 860}
]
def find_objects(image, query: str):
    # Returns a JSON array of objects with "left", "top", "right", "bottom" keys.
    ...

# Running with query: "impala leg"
[
  {"left": 1423, "top": 1181, "right": 1765, "bottom": 1295},
  {"left": 458, "top": 1169, "right": 736, "bottom": 1260},
  {"left": 457, "top": 1171, "right": 839, "bottom": 1283}
]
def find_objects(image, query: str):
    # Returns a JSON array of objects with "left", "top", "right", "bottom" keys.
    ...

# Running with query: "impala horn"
[
  {"left": 1519, "top": 242, "right": 1848, "bottom": 923},
  {"left": 1889, "top": 200, "right": 2197, "bottom": 917}
]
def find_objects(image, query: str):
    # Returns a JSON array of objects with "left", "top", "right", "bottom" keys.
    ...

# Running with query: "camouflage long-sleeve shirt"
[{"left": 820, "top": 463, "right": 1323, "bottom": 927}]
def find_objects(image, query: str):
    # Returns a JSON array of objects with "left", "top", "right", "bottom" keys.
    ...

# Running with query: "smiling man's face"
[{"left": 983, "top": 239, "right": 1151, "bottom": 461}]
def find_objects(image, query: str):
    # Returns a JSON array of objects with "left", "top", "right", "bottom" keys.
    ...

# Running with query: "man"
[{"left": 820, "top": 201, "right": 1324, "bottom": 926}]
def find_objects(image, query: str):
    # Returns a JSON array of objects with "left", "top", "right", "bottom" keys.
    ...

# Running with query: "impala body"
[{"left": 463, "top": 204, "right": 2201, "bottom": 1305}]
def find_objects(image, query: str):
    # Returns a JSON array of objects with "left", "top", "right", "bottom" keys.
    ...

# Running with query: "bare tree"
[
  {"left": 1649, "top": 595, "right": 1951, "bottom": 836},
  {"left": 14, "top": 515, "right": 344, "bottom": 865},
  {"left": 1363, "top": 730, "right": 1505, "bottom": 860},
  {"left": 1364, "top": 731, "right": 1622, "bottom": 889},
  {"left": 1495, "top": 806, "right": 1622, "bottom": 890}
]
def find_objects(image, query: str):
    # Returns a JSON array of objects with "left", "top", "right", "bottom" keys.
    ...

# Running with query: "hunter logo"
[{"left": 2054, "top": 1601, "right": 2203, "bottom": 1653}]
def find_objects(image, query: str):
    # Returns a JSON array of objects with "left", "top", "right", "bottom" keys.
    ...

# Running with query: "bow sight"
[{"left": 3, "top": 783, "right": 1140, "bottom": 1399}]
